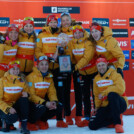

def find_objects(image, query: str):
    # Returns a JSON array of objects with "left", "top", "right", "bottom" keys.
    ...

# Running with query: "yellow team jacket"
[
  {"left": 26, "top": 67, "right": 58, "bottom": 104},
  {"left": 93, "top": 68, "right": 128, "bottom": 109},
  {"left": 96, "top": 27, "right": 125, "bottom": 69},
  {"left": 0, "top": 72, "right": 30, "bottom": 114},
  {"left": 66, "top": 31, "right": 97, "bottom": 75},
  {"left": 17, "top": 30, "right": 36, "bottom": 73},
  {"left": 0, "top": 40, "right": 18, "bottom": 78},
  {"left": 35, "top": 26, "right": 60, "bottom": 70}
]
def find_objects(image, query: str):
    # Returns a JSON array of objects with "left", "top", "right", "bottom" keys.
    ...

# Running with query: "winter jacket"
[
  {"left": 35, "top": 26, "right": 61, "bottom": 70},
  {"left": 93, "top": 68, "right": 128, "bottom": 109},
  {"left": 0, "top": 72, "right": 30, "bottom": 114},
  {"left": 26, "top": 67, "right": 58, "bottom": 104},
  {"left": 66, "top": 31, "right": 97, "bottom": 75},
  {"left": 95, "top": 27, "right": 125, "bottom": 69},
  {"left": 0, "top": 40, "right": 18, "bottom": 77},
  {"left": 17, "top": 30, "right": 36, "bottom": 73}
]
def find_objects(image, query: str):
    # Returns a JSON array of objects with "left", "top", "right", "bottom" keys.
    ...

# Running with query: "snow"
[{"left": 0, "top": 115, "right": 134, "bottom": 134}]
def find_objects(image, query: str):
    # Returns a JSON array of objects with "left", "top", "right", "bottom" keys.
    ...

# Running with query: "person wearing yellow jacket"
[
  {"left": 89, "top": 57, "right": 128, "bottom": 133},
  {"left": 0, "top": 60, "right": 30, "bottom": 134},
  {"left": 35, "top": 14, "right": 68, "bottom": 128},
  {"left": 26, "top": 55, "right": 67, "bottom": 130},
  {"left": 89, "top": 22, "right": 125, "bottom": 78},
  {"left": 17, "top": 17, "right": 36, "bottom": 75},
  {"left": 66, "top": 25, "right": 97, "bottom": 127},
  {"left": 0, "top": 24, "right": 19, "bottom": 78}
]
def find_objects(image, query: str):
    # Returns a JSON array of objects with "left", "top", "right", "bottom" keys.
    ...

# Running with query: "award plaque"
[{"left": 59, "top": 55, "right": 71, "bottom": 73}]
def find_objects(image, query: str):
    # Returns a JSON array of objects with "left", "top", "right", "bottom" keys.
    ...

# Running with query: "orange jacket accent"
[
  {"left": 0, "top": 72, "right": 30, "bottom": 114},
  {"left": 96, "top": 27, "right": 125, "bottom": 69},
  {"left": 93, "top": 68, "right": 128, "bottom": 109},
  {"left": 26, "top": 67, "right": 58, "bottom": 104},
  {"left": 17, "top": 30, "right": 36, "bottom": 73}
]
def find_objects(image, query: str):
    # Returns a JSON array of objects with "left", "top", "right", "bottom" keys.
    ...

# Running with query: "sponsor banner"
[
  {"left": 117, "top": 39, "right": 129, "bottom": 49},
  {"left": 124, "top": 100, "right": 134, "bottom": 115},
  {"left": 111, "top": 18, "right": 128, "bottom": 27},
  {"left": 129, "top": 18, "right": 134, "bottom": 27},
  {"left": 4, "top": 49, "right": 17, "bottom": 56},
  {"left": 92, "top": 18, "right": 109, "bottom": 27},
  {"left": 130, "top": 61, "right": 134, "bottom": 70},
  {"left": 96, "top": 80, "right": 113, "bottom": 87},
  {"left": 130, "top": 29, "right": 134, "bottom": 38},
  {"left": 0, "top": 17, "right": 10, "bottom": 27},
  {"left": 35, "top": 82, "right": 50, "bottom": 88},
  {"left": 34, "top": 18, "right": 46, "bottom": 27},
  {"left": 123, "top": 61, "right": 129, "bottom": 70},
  {"left": 131, "top": 50, "right": 134, "bottom": 59},
  {"left": 131, "top": 40, "right": 134, "bottom": 49},
  {"left": 123, "top": 50, "right": 129, "bottom": 59},
  {"left": 43, "top": 6, "right": 80, "bottom": 14},
  {"left": 112, "top": 29, "right": 128, "bottom": 37},
  {"left": 11, "top": 18, "right": 23, "bottom": 28},
  {"left": 72, "top": 48, "right": 85, "bottom": 55}
]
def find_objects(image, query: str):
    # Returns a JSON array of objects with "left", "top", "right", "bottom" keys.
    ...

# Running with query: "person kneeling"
[
  {"left": 26, "top": 56, "right": 63, "bottom": 130},
  {"left": 88, "top": 57, "right": 128, "bottom": 133},
  {"left": 0, "top": 60, "right": 30, "bottom": 134}
]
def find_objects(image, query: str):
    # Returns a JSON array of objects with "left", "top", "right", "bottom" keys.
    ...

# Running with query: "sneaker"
[
  {"left": 115, "top": 124, "right": 124, "bottom": 133},
  {"left": 77, "top": 119, "right": 89, "bottom": 127},
  {"left": 56, "top": 120, "right": 68, "bottom": 128},
  {"left": 27, "top": 123, "right": 38, "bottom": 131},
  {"left": 65, "top": 116, "right": 73, "bottom": 125},
  {"left": 36, "top": 121, "right": 49, "bottom": 130},
  {"left": 75, "top": 116, "right": 82, "bottom": 125}
]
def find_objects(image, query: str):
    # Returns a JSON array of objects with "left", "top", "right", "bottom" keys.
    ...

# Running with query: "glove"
[{"left": 117, "top": 68, "right": 124, "bottom": 78}]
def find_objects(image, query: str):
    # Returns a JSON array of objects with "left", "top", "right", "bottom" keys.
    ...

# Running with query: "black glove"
[
  {"left": 58, "top": 47, "right": 64, "bottom": 55},
  {"left": 71, "top": 65, "right": 75, "bottom": 73},
  {"left": 117, "top": 68, "right": 124, "bottom": 78}
]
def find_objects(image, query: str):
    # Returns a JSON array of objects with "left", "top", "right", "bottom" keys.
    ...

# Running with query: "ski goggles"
[
  {"left": 8, "top": 60, "right": 20, "bottom": 70},
  {"left": 60, "top": 12, "right": 70, "bottom": 17},
  {"left": 23, "top": 17, "right": 34, "bottom": 27},
  {"left": 7, "top": 24, "right": 19, "bottom": 32},
  {"left": 37, "top": 56, "right": 49, "bottom": 64},
  {"left": 72, "top": 25, "right": 84, "bottom": 33}
]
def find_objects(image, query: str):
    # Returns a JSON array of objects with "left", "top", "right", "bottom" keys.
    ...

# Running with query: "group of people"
[{"left": 0, "top": 12, "right": 128, "bottom": 134}]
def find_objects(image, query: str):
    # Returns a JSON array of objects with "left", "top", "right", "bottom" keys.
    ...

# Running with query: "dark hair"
[{"left": 88, "top": 23, "right": 104, "bottom": 45}]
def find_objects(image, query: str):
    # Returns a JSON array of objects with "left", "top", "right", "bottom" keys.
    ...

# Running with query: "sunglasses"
[
  {"left": 9, "top": 61, "right": 20, "bottom": 65},
  {"left": 24, "top": 17, "right": 34, "bottom": 21},
  {"left": 38, "top": 56, "right": 48, "bottom": 61},
  {"left": 60, "top": 12, "right": 70, "bottom": 17}
]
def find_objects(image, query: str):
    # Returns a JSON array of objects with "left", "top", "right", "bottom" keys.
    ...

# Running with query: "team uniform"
[{"left": 89, "top": 68, "right": 128, "bottom": 132}]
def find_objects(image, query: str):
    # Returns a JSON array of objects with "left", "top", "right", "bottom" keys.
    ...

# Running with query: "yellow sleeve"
[
  {"left": 76, "top": 41, "right": 95, "bottom": 70},
  {"left": 0, "top": 79, "right": 11, "bottom": 114},
  {"left": 93, "top": 77, "right": 102, "bottom": 109},
  {"left": 47, "top": 79, "right": 58, "bottom": 101},
  {"left": 35, "top": 33, "right": 44, "bottom": 59},
  {"left": 0, "top": 44, "right": 4, "bottom": 62},
  {"left": 107, "top": 37, "right": 125, "bottom": 69},
  {"left": 101, "top": 71, "right": 125, "bottom": 97},
  {"left": 26, "top": 75, "right": 45, "bottom": 104}
]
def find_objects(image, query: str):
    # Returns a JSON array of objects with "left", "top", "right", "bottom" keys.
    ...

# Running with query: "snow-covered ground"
[{"left": 0, "top": 115, "right": 133, "bottom": 134}]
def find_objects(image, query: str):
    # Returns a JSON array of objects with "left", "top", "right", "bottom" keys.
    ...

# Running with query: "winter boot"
[
  {"left": 36, "top": 121, "right": 49, "bottom": 130},
  {"left": 27, "top": 122, "right": 38, "bottom": 131},
  {"left": 115, "top": 124, "right": 124, "bottom": 133},
  {"left": 77, "top": 119, "right": 89, "bottom": 127},
  {"left": 75, "top": 116, "right": 82, "bottom": 125},
  {"left": 65, "top": 116, "right": 73, "bottom": 125},
  {"left": 21, "top": 120, "right": 30, "bottom": 134},
  {"left": 56, "top": 120, "right": 68, "bottom": 128}
]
